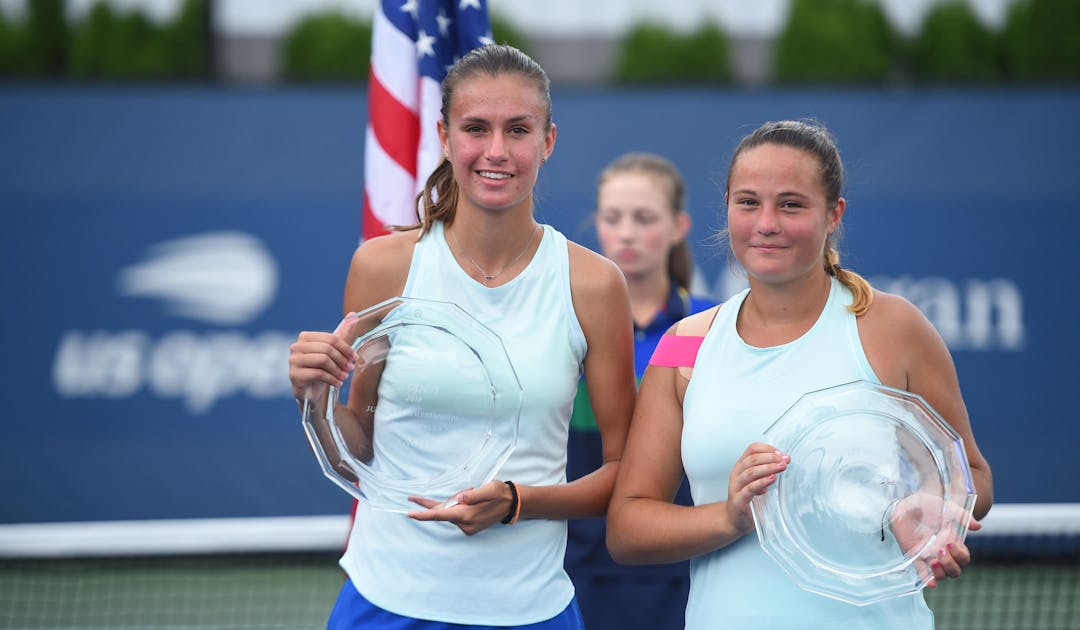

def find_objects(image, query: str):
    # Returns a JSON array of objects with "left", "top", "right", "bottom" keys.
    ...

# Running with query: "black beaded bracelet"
[{"left": 501, "top": 480, "right": 520, "bottom": 525}]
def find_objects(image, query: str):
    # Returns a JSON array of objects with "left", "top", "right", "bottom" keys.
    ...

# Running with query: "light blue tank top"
[
  {"left": 340, "top": 221, "right": 587, "bottom": 625},
  {"left": 681, "top": 277, "right": 935, "bottom": 629}
]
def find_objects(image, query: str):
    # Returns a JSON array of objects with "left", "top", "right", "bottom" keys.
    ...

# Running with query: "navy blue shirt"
[{"left": 565, "top": 285, "right": 716, "bottom": 575}]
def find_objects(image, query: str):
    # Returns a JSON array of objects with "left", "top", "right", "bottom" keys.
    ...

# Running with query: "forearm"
[
  {"left": 607, "top": 497, "right": 745, "bottom": 565},
  {"left": 516, "top": 460, "right": 620, "bottom": 521}
]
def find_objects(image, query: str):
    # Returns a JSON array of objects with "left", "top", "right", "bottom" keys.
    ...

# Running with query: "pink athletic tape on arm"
[{"left": 649, "top": 335, "right": 705, "bottom": 368}]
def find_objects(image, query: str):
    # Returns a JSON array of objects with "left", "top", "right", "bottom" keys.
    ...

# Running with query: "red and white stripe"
[{"left": 362, "top": 7, "right": 447, "bottom": 240}]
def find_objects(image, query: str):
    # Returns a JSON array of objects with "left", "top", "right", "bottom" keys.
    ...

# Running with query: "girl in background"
[{"left": 566, "top": 153, "right": 715, "bottom": 630}]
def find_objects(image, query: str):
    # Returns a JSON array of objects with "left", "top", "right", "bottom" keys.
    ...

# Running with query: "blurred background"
[{"left": 1, "top": 0, "right": 1078, "bottom": 628}]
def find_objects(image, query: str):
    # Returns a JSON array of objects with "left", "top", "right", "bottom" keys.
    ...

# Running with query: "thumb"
[
  {"left": 333, "top": 312, "right": 360, "bottom": 336},
  {"left": 452, "top": 487, "right": 477, "bottom": 505}
]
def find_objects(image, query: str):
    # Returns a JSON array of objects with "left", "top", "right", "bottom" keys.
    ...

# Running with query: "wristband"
[{"left": 501, "top": 480, "right": 521, "bottom": 525}]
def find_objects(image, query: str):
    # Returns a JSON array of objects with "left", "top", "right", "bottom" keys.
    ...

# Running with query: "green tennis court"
[{"left": 1, "top": 552, "right": 1076, "bottom": 629}]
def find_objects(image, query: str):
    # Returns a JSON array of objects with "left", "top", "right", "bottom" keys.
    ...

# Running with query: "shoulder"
[
  {"left": 859, "top": 289, "right": 934, "bottom": 338},
  {"left": 351, "top": 229, "right": 419, "bottom": 271},
  {"left": 343, "top": 229, "right": 420, "bottom": 311},
  {"left": 858, "top": 289, "right": 949, "bottom": 385},
  {"left": 648, "top": 305, "right": 722, "bottom": 380},
  {"left": 565, "top": 242, "right": 631, "bottom": 342},
  {"left": 675, "top": 304, "right": 722, "bottom": 337},
  {"left": 567, "top": 241, "right": 626, "bottom": 299}
]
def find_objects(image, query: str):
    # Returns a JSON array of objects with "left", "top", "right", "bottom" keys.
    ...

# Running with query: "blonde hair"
[{"left": 727, "top": 120, "right": 873, "bottom": 315}]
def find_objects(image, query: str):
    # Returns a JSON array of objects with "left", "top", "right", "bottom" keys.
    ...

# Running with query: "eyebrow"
[
  {"left": 730, "top": 189, "right": 812, "bottom": 199},
  {"left": 459, "top": 114, "right": 539, "bottom": 125}
]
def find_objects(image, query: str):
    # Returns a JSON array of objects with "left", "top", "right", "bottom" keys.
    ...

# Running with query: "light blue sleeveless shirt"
[
  {"left": 340, "top": 221, "right": 587, "bottom": 625},
  {"left": 681, "top": 277, "right": 935, "bottom": 629}
]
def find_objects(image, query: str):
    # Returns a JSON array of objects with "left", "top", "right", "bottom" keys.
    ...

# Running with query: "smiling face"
[
  {"left": 726, "top": 143, "right": 845, "bottom": 285},
  {"left": 596, "top": 171, "right": 688, "bottom": 282},
  {"left": 437, "top": 72, "right": 555, "bottom": 216}
]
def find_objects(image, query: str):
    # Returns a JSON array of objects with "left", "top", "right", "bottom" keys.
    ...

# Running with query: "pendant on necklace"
[{"left": 448, "top": 224, "right": 540, "bottom": 286}]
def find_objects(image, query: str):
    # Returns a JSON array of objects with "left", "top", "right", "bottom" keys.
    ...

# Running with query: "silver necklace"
[{"left": 447, "top": 224, "right": 540, "bottom": 286}]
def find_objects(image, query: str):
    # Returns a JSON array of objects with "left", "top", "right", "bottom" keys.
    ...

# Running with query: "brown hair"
[
  {"left": 726, "top": 120, "right": 873, "bottom": 315},
  {"left": 403, "top": 44, "right": 552, "bottom": 236},
  {"left": 597, "top": 152, "right": 694, "bottom": 292}
]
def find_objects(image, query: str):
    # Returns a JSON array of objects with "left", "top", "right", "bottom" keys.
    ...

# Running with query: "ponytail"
[
  {"left": 824, "top": 242, "right": 873, "bottom": 316},
  {"left": 668, "top": 240, "right": 693, "bottom": 292},
  {"left": 397, "top": 158, "right": 459, "bottom": 235}
]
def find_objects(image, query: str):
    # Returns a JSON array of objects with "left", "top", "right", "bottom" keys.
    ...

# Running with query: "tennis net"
[
  {"left": 0, "top": 505, "right": 1076, "bottom": 629},
  {"left": 0, "top": 517, "right": 350, "bottom": 630},
  {"left": 924, "top": 503, "right": 1080, "bottom": 630}
]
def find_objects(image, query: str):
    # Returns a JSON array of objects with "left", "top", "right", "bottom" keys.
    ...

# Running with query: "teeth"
[{"left": 478, "top": 171, "right": 511, "bottom": 180}]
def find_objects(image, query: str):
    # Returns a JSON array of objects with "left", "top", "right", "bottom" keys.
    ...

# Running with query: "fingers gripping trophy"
[{"left": 299, "top": 297, "right": 523, "bottom": 514}]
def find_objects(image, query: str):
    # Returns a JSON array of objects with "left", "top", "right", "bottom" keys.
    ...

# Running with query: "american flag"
[{"left": 362, "top": 0, "right": 493, "bottom": 239}]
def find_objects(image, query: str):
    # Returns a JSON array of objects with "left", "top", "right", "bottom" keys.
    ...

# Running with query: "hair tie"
[{"left": 501, "top": 481, "right": 521, "bottom": 525}]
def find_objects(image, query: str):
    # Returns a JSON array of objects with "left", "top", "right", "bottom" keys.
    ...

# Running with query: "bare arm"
[
  {"left": 290, "top": 231, "right": 415, "bottom": 395},
  {"left": 341, "top": 231, "right": 416, "bottom": 315},
  {"left": 860, "top": 292, "right": 994, "bottom": 585},
  {"left": 607, "top": 311, "right": 789, "bottom": 565},
  {"left": 518, "top": 243, "right": 637, "bottom": 520},
  {"left": 289, "top": 232, "right": 416, "bottom": 474},
  {"left": 860, "top": 292, "right": 994, "bottom": 520},
  {"left": 407, "top": 243, "right": 636, "bottom": 533}
]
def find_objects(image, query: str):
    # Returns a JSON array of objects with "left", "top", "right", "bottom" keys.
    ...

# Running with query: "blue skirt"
[{"left": 327, "top": 579, "right": 586, "bottom": 630}]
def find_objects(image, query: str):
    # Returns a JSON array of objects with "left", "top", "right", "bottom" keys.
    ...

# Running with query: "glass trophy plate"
[
  {"left": 750, "top": 380, "right": 977, "bottom": 606},
  {"left": 300, "top": 297, "right": 522, "bottom": 513}
]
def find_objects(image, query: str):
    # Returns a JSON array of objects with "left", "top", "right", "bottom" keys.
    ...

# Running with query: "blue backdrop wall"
[{"left": 1, "top": 86, "right": 1077, "bottom": 523}]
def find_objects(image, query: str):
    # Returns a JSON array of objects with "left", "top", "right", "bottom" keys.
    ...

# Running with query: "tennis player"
[
  {"left": 289, "top": 44, "right": 635, "bottom": 629},
  {"left": 606, "top": 120, "right": 994, "bottom": 629}
]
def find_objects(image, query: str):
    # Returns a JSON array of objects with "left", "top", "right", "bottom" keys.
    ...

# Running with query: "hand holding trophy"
[
  {"left": 751, "top": 380, "right": 977, "bottom": 605},
  {"left": 299, "top": 297, "right": 523, "bottom": 513}
]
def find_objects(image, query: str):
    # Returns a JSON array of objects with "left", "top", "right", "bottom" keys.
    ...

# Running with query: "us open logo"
[{"left": 52, "top": 231, "right": 295, "bottom": 414}]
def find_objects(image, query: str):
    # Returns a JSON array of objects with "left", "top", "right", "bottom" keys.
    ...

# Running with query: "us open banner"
[{"left": 1, "top": 87, "right": 1077, "bottom": 525}]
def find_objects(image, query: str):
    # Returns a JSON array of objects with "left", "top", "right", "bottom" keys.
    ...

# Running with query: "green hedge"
[
  {"left": 2, "top": 0, "right": 1077, "bottom": 84},
  {"left": 0, "top": 0, "right": 208, "bottom": 80},
  {"left": 280, "top": 11, "right": 528, "bottom": 83},
  {"left": 0, "top": 0, "right": 67, "bottom": 77},
  {"left": 0, "top": 10, "right": 21, "bottom": 75},
  {"left": 774, "top": 0, "right": 896, "bottom": 84},
  {"left": 281, "top": 12, "right": 371, "bottom": 82},
  {"left": 490, "top": 13, "right": 531, "bottom": 57},
  {"left": 1002, "top": 0, "right": 1080, "bottom": 81},
  {"left": 28, "top": 0, "right": 68, "bottom": 76},
  {"left": 69, "top": 0, "right": 206, "bottom": 79},
  {"left": 614, "top": 22, "right": 731, "bottom": 84},
  {"left": 908, "top": 1, "right": 1003, "bottom": 83}
]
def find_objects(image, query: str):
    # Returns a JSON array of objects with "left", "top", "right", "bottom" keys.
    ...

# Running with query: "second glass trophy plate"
[
  {"left": 301, "top": 297, "right": 522, "bottom": 513},
  {"left": 750, "top": 380, "right": 977, "bottom": 605}
]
